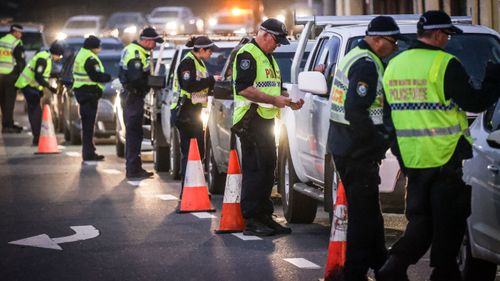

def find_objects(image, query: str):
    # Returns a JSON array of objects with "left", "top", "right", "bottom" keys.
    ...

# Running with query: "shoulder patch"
[
  {"left": 182, "top": 71, "right": 191, "bottom": 80},
  {"left": 240, "top": 59, "right": 250, "bottom": 70},
  {"left": 134, "top": 61, "right": 142, "bottom": 69},
  {"left": 94, "top": 63, "right": 100, "bottom": 72},
  {"left": 356, "top": 81, "right": 368, "bottom": 97},
  {"left": 36, "top": 65, "right": 44, "bottom": 73}
]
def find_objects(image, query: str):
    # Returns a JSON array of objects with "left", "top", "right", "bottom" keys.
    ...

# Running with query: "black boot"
[
  {"left": 376, "top": 255, "right": 409, "bottom": 281},
  {"left": 243, "top": 218, "right": 275, "bottom": 236}
]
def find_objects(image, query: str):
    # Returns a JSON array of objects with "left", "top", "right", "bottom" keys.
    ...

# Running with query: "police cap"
[
  {"left": 259, "top": 18, "right": 290, "bottom": 45},
  {"left": 49, "top": 42, "right": 64, "bottom": 56},
  {"left": 366, "top": 16, "right": 405, "bottom": 40},
  {"left": 10, "top": 24, "right": 23, "bottom": 33},
  {"left": 417, "top": 10, "right": 463, "bottom": 34},
  {"left": 83, "top": 35, "right": 101, "bottom": 49},
  {"left": 187, "top": 36, "right": 221, "bottom": 51},
  {"left": 140, "top": 27, "right": 164, "bottom": 43}
]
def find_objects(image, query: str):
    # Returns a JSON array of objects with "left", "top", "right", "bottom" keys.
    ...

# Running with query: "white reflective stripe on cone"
[
  {"left": 184, "top": 160, "right": 207, "bottom": 187},
  {"left": 223, "top": 174, "right": 242, "bottom": 203}
]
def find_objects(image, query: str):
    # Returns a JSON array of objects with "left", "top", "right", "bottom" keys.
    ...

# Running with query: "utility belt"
[
  {"left": 231, "top": 103, "right": 259, "bottom": 142},
  {"left": 74, "top": 86, "right": 102, "bottom": 104}
]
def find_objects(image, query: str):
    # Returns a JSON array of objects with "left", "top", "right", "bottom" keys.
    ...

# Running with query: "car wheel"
[
  {"left": 115, "top": 117, "right": 125, "bottom": 158},
  {"left": 169, "top": 127, "right": 181, "bottom": 180},
  {"left": 458, "top": 231, "right": 498, "bottom": 281},
  {"left": 206, "top": 134, "right": 226, "bottom": 194},
  {"left": 153, "top": 120, "right": 170, "bottom": 172},
  {"left": 278, "top": 133, "right": 317, "bottom": 223}
]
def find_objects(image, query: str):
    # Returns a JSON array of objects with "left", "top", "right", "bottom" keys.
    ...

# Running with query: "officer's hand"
[
  {"left": 49, "top": 86, "right": 58, "bottom": 93},
  {"left": 272, "top": 95, "right": 291, "bottom": 108},
  {"left": 281, "top": 90, "right": 289, "bottom": 97},
  {"left": 288, "top": 99, "right": 304, "bottom": 110}
]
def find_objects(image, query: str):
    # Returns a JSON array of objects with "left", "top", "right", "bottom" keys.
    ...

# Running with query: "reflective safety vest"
[
  {"left": 72, "top": 48, "right": 105, "bottom": 91},
  {"left": 179, "top": 51, "right": 210, "bottom": 106},
  {"left": 0, "top": 34, "right": 22, "bottom": 75},
  {"left": 383, "top": 48, "right": 472, "bottom": 168},
  {"left": 120, "top": 42, "right": 149, "bottom": 71},
  {"left": 330, "top": 46, "right": 384, "bottom": 125},
  {"left": 170, "top": 70, "right": 180, "bottom": 109},
  {"left": 233, "top": 43, "right": 281, "bottom": 125},
  {"left": 15, "top": 50, "right": 52, "bottom": 91}
]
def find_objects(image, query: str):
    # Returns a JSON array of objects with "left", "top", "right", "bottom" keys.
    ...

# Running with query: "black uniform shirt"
[
  {"left": 384, "top": 40, "right": 500, "bottom": 164},
  {"left": 234, "top": 39, "right": 283, "bottom": 94},
  {"left": 329, "top": 40, "right": 388, "bottom": 161},
  {"left": 74, "top": 54, "right": 111, "bottom": 95},
  {"left": 177, "top": 52, "right": 215, "bottom": 94}
]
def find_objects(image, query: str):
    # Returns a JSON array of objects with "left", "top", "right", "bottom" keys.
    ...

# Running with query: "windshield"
[
  {"left": 100, "top": 56, "right": 121, "bottom": 79},
  {"left": 347, "top": 33, "right": 500, "bottom": 83},
  {"left": 274, "top": 51, "right": 310, "bottom": 83},
  {"left": 151, "top": 11, "right": 178, "bottom": 18},
  {"left": 205, "top": 48, "right": 233, "bottom": 75},
  {"left": 107, "top": 14, "right": 138, "bottom": 27},
  {"left": 0, "top": 31, "right": 44, "bottom": 51},
  {"left": 65, "top": 20, "right": 97, "bottom": 29}
]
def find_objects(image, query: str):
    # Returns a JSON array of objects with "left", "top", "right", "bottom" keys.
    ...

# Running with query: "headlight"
[
  {"left": 208, "top": 18, "right": 217, "bottom": 27},
  {"left": 166, "top": 21, "right": 177, "bottom": 29},
  {"left": 56, "top": 32, "right": 67, "bottom": 40},
  {"left": 124, "top": 25, "right": 137, "bottom": 34},
  {"left": 234, "top": 28, "right": 247, "bottom": 35},
  {"left": 111, "top": 28, "right": 119, "bottom": 37},
  {"left": 200, "top": 108, "right": 210, "bottom": 130}
]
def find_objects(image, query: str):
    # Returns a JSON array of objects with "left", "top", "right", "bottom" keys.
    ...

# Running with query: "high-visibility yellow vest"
[
  {"left": 233, "top": 43, "right": 281, "bottom": 125},
  {"left": 120, "top": 42, "right": 149, "bottom": 71},
  {"left": 383, "top": 48, "right": 472, "bottom": 168},
  {"left": 15, "top": 50, "right": 52, "bottom": 91},
  {"left": 179, "top": 51, "right": 209, "bottom": 106},
  {"left": 0, "top": 34, "right": 22, "bottom": 74},
  {"left": 170, "top": 70, "right": 180, "bottom": 109},
  {"left": 330, "top": 46, "right": 384, "bottom": 125},
  {"left": 72, "top": 48, "right": 105, "bottom": 91}
]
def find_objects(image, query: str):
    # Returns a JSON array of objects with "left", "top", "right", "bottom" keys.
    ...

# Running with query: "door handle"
[{"left": 487, "top": 165, "right": 499, "bottom": 174}]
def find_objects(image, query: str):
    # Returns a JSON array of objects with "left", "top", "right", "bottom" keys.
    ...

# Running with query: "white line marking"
[
  {"left": 82, "top": 161, "right": 98, "bottom": 166},
  {"left": 27, "top": 132, "right": 32, "bottom": 136},
  {"left": 232, "top": 233, "right": 262, "bottom": 241},
  {"left": 57, "top": 145, "right": 66, "bottom": 150},
  {"left": 191, "top": 212, "right": 216, "bottom": 219},
  {"left": 156, "top": 194, "right": 178, "bottom": 201},
  {"left": 283, "top": 258, "right": 321, "bottom": 269},
  {"left": 65, "top": 152, "right": 81, "bottom": 157},
  {"left": 127, "top": 181, "right": 148, "bottom": 187},
  {"left": 101, "top": 169, "right": 122, "bottom": 175}
]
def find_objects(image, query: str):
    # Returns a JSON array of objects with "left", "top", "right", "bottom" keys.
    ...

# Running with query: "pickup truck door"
[
  {"left": 161, "top": 49, "right": 180, "bottom": 142},
  {"left": 296, "top": 35, "right": 341, "bottom": 183}
]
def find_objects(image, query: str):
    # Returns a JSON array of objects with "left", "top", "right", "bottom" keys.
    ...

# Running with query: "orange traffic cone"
[
  {"left": 35, "top": 104, "right": 60, "bottom": 154},
  {"left": 324, "top": 180, "right": 347, "bottom": 281},
  {"left": 177, "top": 138, "right": 215, "bottom": 213},
  {"left": 216, "top": 149, "right": 244, "bottom": 233}
]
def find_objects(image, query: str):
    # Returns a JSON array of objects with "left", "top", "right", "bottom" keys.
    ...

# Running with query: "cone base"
[
  {"left": 215, "top": 229, "right": 242, "bottom": 234},
  {"left": 176, "top": 207, "right": 216, "bottom": 214},
  {"left": 34, "top": 151, "right": 60, "bottom": 155}
]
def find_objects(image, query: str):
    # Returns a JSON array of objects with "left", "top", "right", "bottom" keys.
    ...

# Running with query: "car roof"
[
  {"left": 152, "top": 6, "right": 186, "bottom": 12},
  {"left": 67, "top": 15, "right": 104, "bottom": 21},
  {"left": 109, "top": 12, "right": 143, "bottom": 16},
  {"left": 98, "top": 50, "right": 122, "bottom": 58}
]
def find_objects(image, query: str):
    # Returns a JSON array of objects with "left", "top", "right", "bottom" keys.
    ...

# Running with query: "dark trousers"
[
  {"left": 0, "top": 74, "right": 18, "bottom": 127},
  {"left": 123, "top": 91, "right": 144, "bottom": 174},
  {"left": 389, "top": 160, "right": 471, "bottom": 281},
  {"left": 240, "top": 116, "right": 276, "bottom": 219},
  {"left": 334, "top": 156, "right": 387, "bottom": 281},
  {"left": 75, "top": 90, "right": 99, "bottom": 159},
  {"left": 178, "top": 118, "right": 204, "bottom": 183},
  {"left": 22, "top": 87, "right": 42, "bottom": 139}
]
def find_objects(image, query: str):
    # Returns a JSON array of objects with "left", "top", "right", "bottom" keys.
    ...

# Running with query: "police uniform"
[
  {"left": 233, "top": 19, "right": 292, "bottom": 236},
  {"left": 0, "top": 24, "right": 25, "bottom": 133},
  {"left": 174, "top": 38, "right": 218, "bottom": 183},
  {"left": 326, "top": 16, "right": 403, "bottom": 281},
  {"left": 15, "top": 43, "right": 63, "bottom": 145},
  {"left": 73, "top": 36, "right": 111, "bottom": 161},
  {"left": 119, "top": 27, "right": 163, "bottom": 179},
  {"left": 378, "top": 11, "right": 500, "bottom": 281}
]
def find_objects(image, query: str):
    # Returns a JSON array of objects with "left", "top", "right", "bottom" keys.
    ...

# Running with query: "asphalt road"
[{"left": 0, "top": 102, "right": 498, "bottom": 281}]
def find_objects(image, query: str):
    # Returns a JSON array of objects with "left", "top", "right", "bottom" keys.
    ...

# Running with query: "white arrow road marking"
[
  {"left": 283, "top": 258, "right": 321, "bottom": 269},
  {"left": 8, "top": 225, "right": 99, "bottom": 250},
  {"left": 65, "top": 152, "right": 81, "bottom": 157},
  {"left": 191, "top": 212, "right": 216, "bottom": 219},
  {"left": 101, "top": 169, "right": 122, "bottom": 175},
  {"left": 156, "top": 194, "right": 178, "bottom": 201},
  {"left": 232, "top": 233, "right": 262, "bottom": 241}
]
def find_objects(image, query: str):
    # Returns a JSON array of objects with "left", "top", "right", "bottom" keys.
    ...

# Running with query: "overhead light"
[
  {"left": 232, "top": 8, "right": 242, "bottom": 16},
  {"left": 124, "top": 25, "right": 137, "bottom": 34},
  {"left": 56, "top": 32, "right": 67, "bottom": 41}
]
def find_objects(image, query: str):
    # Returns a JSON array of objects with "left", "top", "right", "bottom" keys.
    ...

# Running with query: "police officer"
[
  {"left": 378, "top": 11, "right": 500, "bottom": 281},
  {"left": 119, "top": 27, "right": 163, "bottom": 179},
  {"left": 326, "top": 16, "right": 402, "bottom": 281},
  {"left": 15, "top": 42, "right": 64, "bottom": 146},
  {"left": 0, "top": 24, "right": 25, "bottom": 133},
  {"left": 72, "top": 36, "right": 111, "bottom": 162},
  {"left": 233, "top": 18, "right": 303, "bottom": 236},
  {"left": 175, "top": 36, "right": 221, "bottom": 185}
]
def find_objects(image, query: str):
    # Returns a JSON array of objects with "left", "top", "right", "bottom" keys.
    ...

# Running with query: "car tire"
[
  {"left": 458, "top": 230, "right": 498, "bottom": 281},
  {"left": 115, "top": 117, "right": 125, "bottom": 158},
  {"left": 278, "top": 133, "right": 317, "bottom": 223},
  {"left": 206, "top": 133, "right": 226, "bottom": 194},
  {"left": 169, "top": 127, "right": 181, "bottom": 180},
  {"left": 153, "top": 119, "right": 170, "bottom": 172}
]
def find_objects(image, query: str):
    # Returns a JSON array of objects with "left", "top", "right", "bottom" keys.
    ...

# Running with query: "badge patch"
[
  {"left": 357, "top": 82, "right": 368, "bottom": 97},
  {"left": 182, "top": 71, "right": 191, "bottom": 80},
  {"left": 94, "top": 64, "right": 101, "bottom": 72},
  {"left": 240, "top": 59, "right": 250, "bottom": 70},
  {"left": 134, "top": 61, "right": 141, "bottom": 69},
  {"left": 36, "top": 65, "right": 44, "bottom": 73}
]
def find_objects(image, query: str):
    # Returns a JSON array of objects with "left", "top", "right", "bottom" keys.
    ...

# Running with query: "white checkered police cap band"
[
  {"left": 194, "top": 43, "right": 214, "bottom": 48},
  {"left": 259, "top": 26, "right": 282, "bottom": 36},
  {"left": 422, "top": 24, "right": 454, "bottom": 30},
  {"left": 11, "top": 26, "right": 23, "bottom": 32},
  {"left": 140, "top": 35, "right": 162, "bottom": 40},
  {"left": 366, "top": 30, "right": 400, "bottom": 36}
]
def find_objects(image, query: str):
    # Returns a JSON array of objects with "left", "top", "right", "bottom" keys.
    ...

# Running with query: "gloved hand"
[
  {"left": 484, "top": 61, "right": 500, "bottom": 81},
  {"left": 49, "top": 86, "right": 58, "bottom": 93}
]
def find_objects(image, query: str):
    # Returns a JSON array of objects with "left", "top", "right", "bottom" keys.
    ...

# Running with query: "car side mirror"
[
  {"left": 487, "top": 130, "right": 500, "bottom": 149},
  {"left": 298, "top": 71, "right": 328, "bottom": 96}
]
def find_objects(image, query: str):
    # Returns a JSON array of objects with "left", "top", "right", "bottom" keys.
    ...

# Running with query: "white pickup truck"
[{"left": 277, "top": 15, "right": 492, "bottom": 223}]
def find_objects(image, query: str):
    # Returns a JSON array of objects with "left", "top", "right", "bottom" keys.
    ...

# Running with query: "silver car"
[{"left": 461, "top": 101, "right": 500, "bottom": 280}]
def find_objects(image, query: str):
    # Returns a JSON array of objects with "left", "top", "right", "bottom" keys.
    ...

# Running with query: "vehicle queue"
[{"left": 1, "top": 8, "right": 500, "bottom": 281}]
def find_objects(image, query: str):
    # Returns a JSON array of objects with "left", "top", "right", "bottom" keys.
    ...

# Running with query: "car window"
[
  {"left": 274, "top": 51, "right": 310, "bottom": 83},
  {"left": 205, "top": 48, "right": 233, "bottom": 76},
  {"left": 308, "top": 37, "right": 328, "bottom": 71},
  {"left": 66, "top": 20, "right": 97, "bottom": 29},
  {"left": 484, "top": 99, "right": 500, "bottom": 132},
  {"left": 166, "top": 50, "right": 179, "bottom": 87}
]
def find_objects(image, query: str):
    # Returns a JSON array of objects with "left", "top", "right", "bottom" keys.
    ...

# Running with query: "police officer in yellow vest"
[
  {"left": 327, "top": 16, "right": 402, "bottom": 281},
  {"left": 233, "top": 19, "right": 303, "bottom": 236},
  {"left": 0, "top": 24, "right": 25, "bottom": 133},
  {"left": 378, "top": 11, "right": 500, "bottom": 281},
  {"left": 119, "top": 27, "right": 163, "bottom": 179},
  {"left": 73, "top": 36, "right": 111, "bottom": 162},
  {"left": 174, "top": 36, "right": 221, "bottom": 185},
  {"left": 15, "top": 42, "right": 64, "bottom": 146}
]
